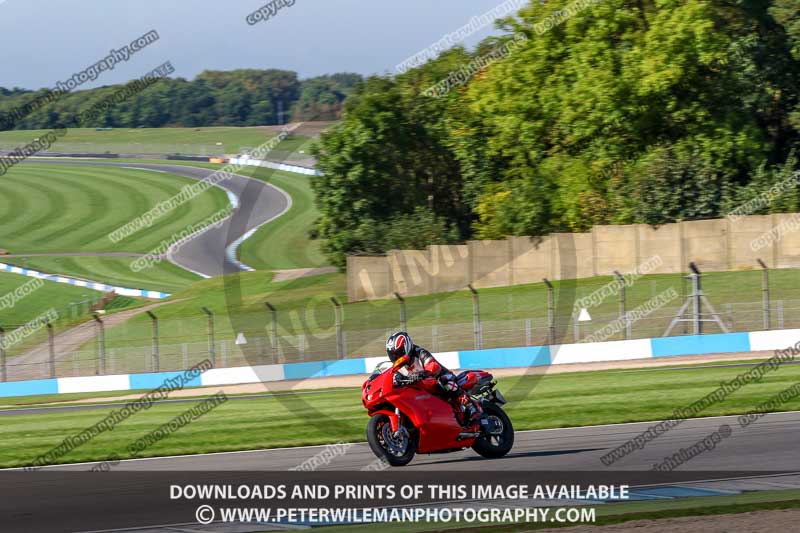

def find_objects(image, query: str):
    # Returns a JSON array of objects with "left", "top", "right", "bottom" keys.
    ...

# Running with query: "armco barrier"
[{"left": 2, "top": 328, "right": 799, "bottom": 398}]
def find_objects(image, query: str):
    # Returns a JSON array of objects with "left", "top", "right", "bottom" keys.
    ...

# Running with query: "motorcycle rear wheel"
[
  {"left": 472, "top": 403, "right": 514, "bottom": 459},
  {"left": 367, "top": 413, "right": 417, "bottom": 467}
]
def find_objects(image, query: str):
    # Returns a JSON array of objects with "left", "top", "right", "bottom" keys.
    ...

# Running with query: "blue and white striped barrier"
[
  {"left": 2, "top": 328, "right": 798, "bottom": 398},
  {"left": 228, "top": 157, "right": 321, "bottom": 176},
  {"left": 0, "top": 262, "right": 170, "bottom": 299}
]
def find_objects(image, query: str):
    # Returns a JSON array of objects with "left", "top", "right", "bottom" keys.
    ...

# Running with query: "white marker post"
[{"left": 576, "top": 308, "right": 592, "bottom": 341}]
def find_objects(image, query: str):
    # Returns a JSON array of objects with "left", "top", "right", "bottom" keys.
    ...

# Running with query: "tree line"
[
  {"left": 0, "top": 69, "right": 362, "bottom": 130},
  {"left": 311, "top": 0, "right": 800, "bottom": 267}
]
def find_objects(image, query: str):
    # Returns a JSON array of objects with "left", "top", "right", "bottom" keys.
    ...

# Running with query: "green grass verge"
[
  {"left": 1, "top": 256, "right": 200, "bottom": 294},
  {"left": 0, "top": 127, "right": 311, "bottom": 156},
  {"left": 0, "top": 164, "right": 229, "bottom": 254},
  {"left": 0, "top": 389, "right": 157, "bottom": 408},
  {"left": 0, "top": 271, "right": 100, "bottom": 327},
  {"left": 4, "top": 359, "right": 800, "bottom": 467},
  {"left": 0, "top": 269, "right": 149, "bottom": 356}
]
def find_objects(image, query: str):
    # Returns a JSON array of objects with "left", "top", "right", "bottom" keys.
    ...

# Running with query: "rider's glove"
[
  {"left": 394, "top": 372, "right": 420, "bottom": 386},
  {"left": 439, "top": 377, "right": 458, "bottom": 392}
]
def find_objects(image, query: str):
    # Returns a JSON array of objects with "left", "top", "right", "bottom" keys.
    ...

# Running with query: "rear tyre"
[
  {"left": 472, "top": 403, "right": 514, "bottom": 459},
  {"left": 366, "top": 413, "right": 417, "bottom": 467}
]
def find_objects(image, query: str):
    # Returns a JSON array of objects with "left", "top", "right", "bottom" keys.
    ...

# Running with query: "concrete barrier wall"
[
  {"left": 4, "top": 328, "right": 797, "bottom": 398},
  {"left": 348, "top": 214, "right": 799, "bottom": 301},
  {"left": 346, "top": 256, "right": 392, "bottom": 301},
  {"left": 430, "top": 245, "right": 470, "bottom": 294},
  {"left": 775, "top": 213, "right": 800, "bottom": 268}
]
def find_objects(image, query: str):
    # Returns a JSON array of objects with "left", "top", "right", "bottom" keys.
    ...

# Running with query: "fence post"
[
  {"left": 265, "top": 302, "right": 278, "bottom": 361},
  {"left": 299, "top": 334, "right": 306, "bottom": 361},
  {"left": 255, "top": 337, "right": 264, "bottom": 357},
  {"left": 725, "top": 303, "right": 734, "bottom": 331},
  {"left": 331, "top": 298, "right": 344, "bottom": 359},
  {"left": 468, "top": 285, "right": 482, "bottom": 350},
  {"left": 47, "top": 320, "right": 55, "bottom": 378},
  {"left": 543, "top": 278, "right": 555, "bottom": 345},
  {"left": 0, "top": 326, "right": 5, "bottom": 382},
  {"left": 146, "top": 311, "right": 159, "bottom": 372},
  {"left": 681, "top": 273, "right": 689, "bottom": 335},
  {"left": 525, "top": 319, "right": 532, "bottom": 346},
  {"left": 757, "top": 259, "right": 771, "bottom": 330},
  {"left": 613, "top": 270, "right": 629, "bottom": 339},
  {"left": 202, "top": 307, "right": 216, "bottom": 367},
  {"left": 394, "top": 293, "right": 407, "bottom": 332},
  {"left": 689, "top": 263, "right": 702, "bottom": 335},
  {"left": 93, "top": 313, "right": 106, "bottom": 375}
]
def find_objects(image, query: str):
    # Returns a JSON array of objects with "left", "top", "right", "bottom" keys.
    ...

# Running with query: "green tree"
[
  {"left": 455, "top": 0, "right": 799, "bottom": 234},
  {"left": 311, "top": 66, "right": 468, "bottom": 266}
]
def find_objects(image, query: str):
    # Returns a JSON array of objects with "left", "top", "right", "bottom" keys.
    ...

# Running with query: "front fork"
[
  {"left": 392, "top": 407, "right": 402, "bottom": 436},
  {"left": 369, "top": 407, "right": 403, "bottom": 433}
]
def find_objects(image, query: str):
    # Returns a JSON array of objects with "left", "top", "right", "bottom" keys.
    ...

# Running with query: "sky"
[{"left": 0, "top": 0, "right": 517, "bottom": 90}]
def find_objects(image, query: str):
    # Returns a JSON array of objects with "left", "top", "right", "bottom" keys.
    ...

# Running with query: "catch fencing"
[{"left": 1, "top": 264, "right": 798, "bottom": 382}]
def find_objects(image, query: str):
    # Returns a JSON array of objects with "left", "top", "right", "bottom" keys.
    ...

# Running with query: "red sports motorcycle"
[{"left": 361, "top": 361, "right": 514, "bottom": 466}]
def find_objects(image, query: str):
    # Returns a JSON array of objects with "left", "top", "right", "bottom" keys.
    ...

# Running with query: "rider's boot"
[{"left": 459, "top": 395, "right": 483, "bottom": 426}]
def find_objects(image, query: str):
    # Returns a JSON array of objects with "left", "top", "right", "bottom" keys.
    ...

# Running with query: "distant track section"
[{"left": 29, "top": 161, "right": 291, "bottom": 278}]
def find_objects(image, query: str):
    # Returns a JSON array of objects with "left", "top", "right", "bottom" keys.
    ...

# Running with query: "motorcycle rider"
[{"left": 385, "top": 331, "right": 483, "bottom": 425}]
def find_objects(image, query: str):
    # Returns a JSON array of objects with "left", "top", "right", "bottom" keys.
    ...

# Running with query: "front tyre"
[
  {"left": 366, "top": 413, "right": 417, "bottom": 467},
  {"left": 472, "top": 403, "right": 514, "bottom": 459}
]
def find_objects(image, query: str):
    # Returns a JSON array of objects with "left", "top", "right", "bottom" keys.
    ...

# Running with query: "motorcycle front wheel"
[{"left": 366, "top": 413, "right": 417, "bottom": 466}]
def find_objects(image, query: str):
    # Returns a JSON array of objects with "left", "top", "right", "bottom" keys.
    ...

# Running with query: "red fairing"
[
  {"left": 362, "top": 366, "right": 474, "bottom": 453},
  {"left": 458, "top": 370, "right": 491, "bottom": 392},
  {"left": 361, "top": 368, "right": 489, "bottom": 453}
]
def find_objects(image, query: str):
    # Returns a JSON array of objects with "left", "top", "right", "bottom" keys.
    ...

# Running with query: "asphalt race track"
[
  {"left": 29, "top": 160, "right": 290, "bottom": 278},
  {"left": 31, "top": 410, "right": 800, "bottom": 472},
  {"left": 3, "top": 411, "right": 800, "bottom": 532}
]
